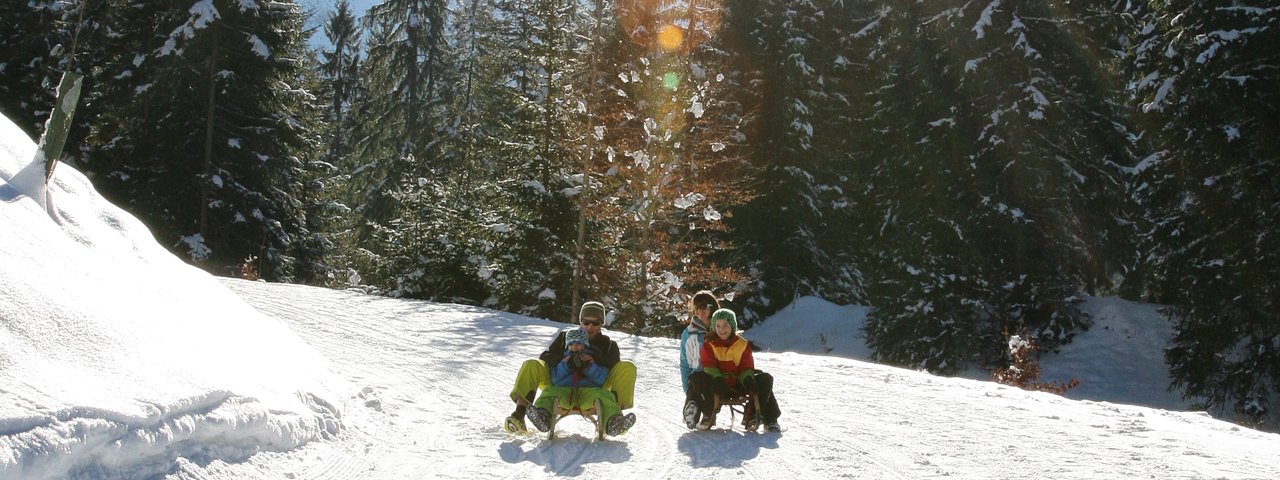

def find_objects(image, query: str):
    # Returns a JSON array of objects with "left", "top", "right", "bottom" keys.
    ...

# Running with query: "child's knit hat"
[
  {"left": 710, "top": 308, "right": 737, "bottom": 332},
  {"left": 566, "top": 328, "right": 590, "bottom": 347}
]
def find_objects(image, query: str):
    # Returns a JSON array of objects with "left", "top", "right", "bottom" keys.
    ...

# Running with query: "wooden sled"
[
  {"left": 713, "top": 393, "right": 762, "bottom": 431},
  {"left": 545, "top": 396, "right": 606, "bottom": 440}
]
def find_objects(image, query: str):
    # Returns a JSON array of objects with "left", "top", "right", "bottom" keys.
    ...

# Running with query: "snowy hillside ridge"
[{"left": 0, "top": 113, "right": 343, "bottom": 479}]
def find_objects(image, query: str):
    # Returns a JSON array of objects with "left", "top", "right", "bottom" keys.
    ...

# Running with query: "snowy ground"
[{"left": 3, "top": 112, "right": 1280, "bottom": 479}]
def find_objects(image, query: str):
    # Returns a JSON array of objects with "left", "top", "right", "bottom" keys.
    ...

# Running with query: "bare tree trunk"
[
  {"left": 200, "top": 32, "right": 220, "bottom": 245},
  {"left": 573, "top": 0, "right": 605, "bottom": 313}
]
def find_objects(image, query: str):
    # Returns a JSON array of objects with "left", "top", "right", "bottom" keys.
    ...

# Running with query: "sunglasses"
[{"left": 581, "top": 318, "right": 603, "bottom": 326}]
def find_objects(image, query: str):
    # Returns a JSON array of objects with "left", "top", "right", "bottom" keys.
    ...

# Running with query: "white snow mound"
[{"left": 0, "top": 113, "right": 343, "bottom": 480}]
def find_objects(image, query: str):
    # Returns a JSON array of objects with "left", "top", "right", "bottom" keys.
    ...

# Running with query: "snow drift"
[{"left": 0, "top": 113, "right": 343, "bottom": 479}]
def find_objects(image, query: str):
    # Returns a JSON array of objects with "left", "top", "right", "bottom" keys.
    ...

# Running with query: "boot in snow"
[
  {"left": 504, "top": 415, "right": 527, "bottom": 434},
  {"left": 527, "top": 407, "right": 552, "bottom": 433},
  {"left": 606, "top": 412, "right": 637, "bottom": 436},
  {"left": 682, "top": 400, "right": 700, "bottom": 430},
  {"left": 697, "top": 413, "right": 716, "bottom": 431}
]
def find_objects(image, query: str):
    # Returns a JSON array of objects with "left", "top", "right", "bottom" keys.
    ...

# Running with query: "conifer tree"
[
  {"left": 1128, "top": 1, "right": 1280, "bottom": 427},
  {"left": 348, "top": 0, "right": 455, "bottom": 293},
  {"left": 351, "top": 0, "right": 449, "bottom": 232},
  {"left": 320, "top": 0, "right": 362, "bottom": 168},
  {"left": 855, "top": 0, "right": 1135, "bottom": 372},
  {"left": 472, "top": 0, "right": 585, "bottom": 316},
  {"left": 300, "top": 0, "right": 364, "bottom": 287},
  {"left": 58, "top": 1, "right": 319, "bottom": 280},
  {"left": 729, "top": 0, "right": 870, "bottom": 324}
]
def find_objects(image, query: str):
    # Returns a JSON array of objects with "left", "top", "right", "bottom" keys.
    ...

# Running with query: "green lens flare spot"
[{"left": 662, "top": 72, "right": 679, "bottom": 90}]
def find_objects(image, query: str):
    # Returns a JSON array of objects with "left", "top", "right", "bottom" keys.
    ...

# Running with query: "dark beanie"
[{"left": 579, "top": 301, "right": 606, "bottom": 322}]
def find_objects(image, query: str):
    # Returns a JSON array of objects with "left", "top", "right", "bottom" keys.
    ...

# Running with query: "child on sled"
[
  {"left": 685, "top": 308, "right": 782, "bottom": 431},
  {"left": 527, "top": 328, "right": 637, "bottom": 437}
]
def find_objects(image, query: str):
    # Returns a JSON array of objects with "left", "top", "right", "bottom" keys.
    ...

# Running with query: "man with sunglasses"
[{"left": 505, "top": 301, "right": 637, "bottom": 434}]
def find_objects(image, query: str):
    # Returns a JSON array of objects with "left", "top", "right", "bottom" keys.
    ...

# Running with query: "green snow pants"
[
  {"left": 533, "top": 386, "right": 622, "bottom": 422},
  {"left": 510, "top": 359, "right": 636, "bottom": 409}
]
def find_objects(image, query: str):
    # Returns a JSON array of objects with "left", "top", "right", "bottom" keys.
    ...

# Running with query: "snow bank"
[
  {"left": 1040, "top": 296, "right": 1189, "bottom": 410},
  {"left": 0, "top": 113, "right": 343, "bottom": 479},
  {"left": 747, "top": 296, "right": 872, "bottom": 359}
]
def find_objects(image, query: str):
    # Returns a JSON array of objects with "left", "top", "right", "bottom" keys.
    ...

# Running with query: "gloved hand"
[{"left": 741, "top": 374, "right": 756, "bottom": 392}]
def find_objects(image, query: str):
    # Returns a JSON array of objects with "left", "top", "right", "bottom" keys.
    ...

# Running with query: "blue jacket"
[
  {"left": 679, "top": 323, "right": 706, "bottom": 393},
  {"left": 551, "top": 346, "right": 607, "bottom": 387}
]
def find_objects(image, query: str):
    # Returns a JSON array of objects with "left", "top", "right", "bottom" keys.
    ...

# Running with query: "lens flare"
[
  {"left": 662, "top": 72, "right": 680, "bottom": 91},
  {"left": 657, "top": 24, "right": 684, "bottom": 51}
]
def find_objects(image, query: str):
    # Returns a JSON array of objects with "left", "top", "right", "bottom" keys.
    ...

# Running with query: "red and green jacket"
[{"left": 699, "top": 333, "right": 754, "bottom": 388}]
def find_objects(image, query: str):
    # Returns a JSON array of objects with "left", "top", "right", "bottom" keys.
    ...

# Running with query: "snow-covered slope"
[
  {"left": 0, "top": 113, "right": 341, "bottom": 480},
  {"left": 748, "top": 296, "right": 872, "bottom": 359},
  {"left": 219, "top": 280, "right": 1280, "bottom": 479}
]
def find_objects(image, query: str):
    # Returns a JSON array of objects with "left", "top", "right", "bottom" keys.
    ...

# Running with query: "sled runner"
[
  {"left": 544, "top": 396, "right": 607, "bottom": 440},
  {"left": 714, "top": 393, "right": 762, "bottom": 431}
]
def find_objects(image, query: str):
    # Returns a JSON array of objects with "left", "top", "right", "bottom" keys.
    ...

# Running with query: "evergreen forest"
[{"left": 2, "top": 0, "right": 1277, "bottom": 429}]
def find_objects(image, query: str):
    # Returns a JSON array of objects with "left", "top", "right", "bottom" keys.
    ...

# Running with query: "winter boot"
[
  {"left": 697, "top": 413, "right": 716, "bottom": 431},
  {"left": 741, "top": 403, "right": 760, "bottom": 431},
  {"left": 763, "top": 420, "right": 780, "bottom": 432},
  {"left": 606, "top": 412, "right": 637, "bottom": 436},
  {"left": 503, "top": 415, "right": 527, "bottom": 434},
  {"left": 682, "top": 400, "right": 700, "bottom": 429},
  {"left": 527, "top": 407, "right": 552, "bottom": 433}
]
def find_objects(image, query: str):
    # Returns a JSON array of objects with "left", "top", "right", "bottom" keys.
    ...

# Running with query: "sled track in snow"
[{"left": 219, "top": 279, "right": 1280, "bottom": 479}]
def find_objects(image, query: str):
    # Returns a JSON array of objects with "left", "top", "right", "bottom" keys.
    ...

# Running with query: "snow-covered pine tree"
[
  {"left": 862, "top": 0, "right": 1135, "bottom": 373},
  {"left": 729, "top": 0, "right": 870, "bottom": 325},
  {"left": 67, "top": 1, "right": 317, "bottom": 281},
  {"left": 419, "top": 0, "right": 588, "bottom": 317},
  {"left": 319, "top": 0, "right": 363, "bottom": 169},
  {"left": 349, "top": 0, "right": 448, "bottom": 231},
  {"left": 296, "top": 0, "right": 365, "bottom": 287},
  {"left": 346, "top": 0, "right": 455, "bottom": 293},
  {"left": 1127, "top": 1, "right": 1280, "bottom": 429}
]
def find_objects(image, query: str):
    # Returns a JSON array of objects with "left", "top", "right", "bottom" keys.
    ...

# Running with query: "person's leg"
[
  {"left": 586, "top": 388, "right": 621, "bottom": 421},
  {"left": 682, "top": 371, "right": 706, "bottom": 429},
  {"left": 587, "top": 388, "right": 635, "bottom": 436},
  {"left": 754, "top": 371, "right": 780, "bottom": 423},
  {"left": 603, "top": 360, "right": 636, "bottom": 409},
  {"left": 688, "top": 371, "right": 719, "bottom": 429},
  {"left": 688, "top": 371, "right": 716, "bottom": 414},
  {"left": 532, "top": 386, "right": 564, "bottom": 413},
  {"left": 508, "top": 359, "right": 549, "bottom": 417},
  {"left": 528, "top": 386, "right": 569, "bottom": 432}
]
